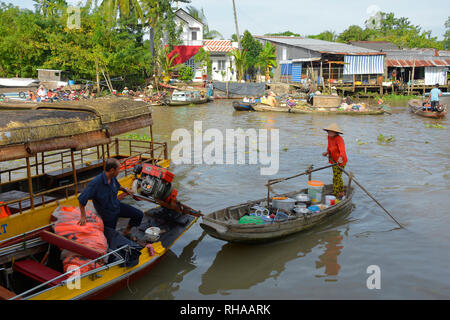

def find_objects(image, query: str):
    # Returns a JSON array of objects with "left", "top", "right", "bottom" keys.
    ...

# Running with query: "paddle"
[
  {"left": 331, "top": 161, "right": 403, "bottom": 229},
  {"left": 131, "top": 193, "right": 203, "bottom": 218}
]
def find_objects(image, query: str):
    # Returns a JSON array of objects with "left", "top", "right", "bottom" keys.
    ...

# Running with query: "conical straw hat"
[{"left": 323, "top": 123, "right": 343, "bottom": 134}]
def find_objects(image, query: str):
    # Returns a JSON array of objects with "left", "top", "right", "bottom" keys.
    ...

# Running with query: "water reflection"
[{"left": 199, "top": 211, "right": 353, "bottom": 295}]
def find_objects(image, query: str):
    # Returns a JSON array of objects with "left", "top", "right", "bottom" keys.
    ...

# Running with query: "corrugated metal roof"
[
  {"left": 386, "top": 58, "right": 450, "bottom": 67},
  {"left": 255, "top": 36, "right": 382, "bottom": 55}
]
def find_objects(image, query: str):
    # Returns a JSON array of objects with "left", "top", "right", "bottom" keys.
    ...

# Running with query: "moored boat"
[
  {"left": 252, "top": 103, "right": 385, "bottom": 115},
  {"left": 0, "top": 97, "right": 199, "bottom": 300},
  {"left": 408, "top": 99, "right": 447, "bottom": 118},
  {"left": 232, "top": 101, "right": 255, "bottom": 111},
  {"left": 167, "top": 90, "right": 208, "bottom": 106}
]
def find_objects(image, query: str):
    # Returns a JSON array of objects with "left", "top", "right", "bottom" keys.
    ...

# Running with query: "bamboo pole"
[
  {"left": 70, "top": 149, "right": 78, "bottom": 195},
  {"left": 330, "top": 160, "right": 403, "bottom": 228},
  {"left": 26, "top": 157, "right": 34, "bottom": 210}
]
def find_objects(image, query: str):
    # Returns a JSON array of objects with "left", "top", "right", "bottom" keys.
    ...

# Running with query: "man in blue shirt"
[
  {"left": 429, "top": 83, "right": 442, "bottom": 112},
  {"left": 78, "top": 158, "right": 143, "bottom": 238}
]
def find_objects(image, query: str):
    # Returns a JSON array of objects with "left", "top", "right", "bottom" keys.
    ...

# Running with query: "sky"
[{"left": 11, "top": 0, "right": 449, "bottom": 40}]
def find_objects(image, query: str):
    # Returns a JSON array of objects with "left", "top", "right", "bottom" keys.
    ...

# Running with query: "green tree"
[
  {"left": 445, "top": 17, "right": 450, "bottom": 49},
  {"left": 265, "top": 31, "right": 300, "bottom": 37},
  {"left": 257, "top": 42, "right": 277, "bottom": 81},
  {"left": 337, "top": 25, "right": 371, "bottom": 43},
  {"left": 194, "top": 47, "right": 212, "bottom": 77},
  {"left": 308, "top": 30, "right": 337, "bottom": 42},
  {"left": 158, "top": 47, "right": 184, "bottom": 83},
  {"left": 241, "top": 30, "right": 262, "bottom": 80},
  {"left": 228, "top": 49, "right": 246, "bottom": 82}
]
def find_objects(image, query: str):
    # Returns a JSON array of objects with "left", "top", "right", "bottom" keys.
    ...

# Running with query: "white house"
[
  {"left": 168, "top": 8, "right": 237, "bottom": 82},
  {"left": 204, "top": 40, "right": 238, "bottom": 82}
]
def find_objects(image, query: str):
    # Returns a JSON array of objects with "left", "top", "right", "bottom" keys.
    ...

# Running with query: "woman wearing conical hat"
[{"left": 322, "top": 123, "right": 347, "bottom": 198}]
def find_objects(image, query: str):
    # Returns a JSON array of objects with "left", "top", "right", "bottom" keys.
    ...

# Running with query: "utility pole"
[{"left": 232, "top": 0, "right": 241, "bottom": 50}]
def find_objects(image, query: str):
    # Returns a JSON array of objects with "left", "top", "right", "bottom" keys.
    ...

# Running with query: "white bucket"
[{"left": 325, "top": 195, "right": 336, "bottom": 206}]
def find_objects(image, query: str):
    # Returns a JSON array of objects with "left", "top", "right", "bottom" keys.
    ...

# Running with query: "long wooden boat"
[
  {"left": 252, "top": 103, "right": 385, "bottom": 115},
  {"left": 167, "top": 90, "right": 209, "bottom": 106},
  {"left": 408, "top": 99, "right": 447, "bottom": 118},
  {"left": 0, "top": 97, "right": 199, "bottom": 300},
  {"left": 200, "top": 184, "right": 355, "bottom": 244},
  {"left": 232, "top": 101, "right": 255, "bottom": 111}
]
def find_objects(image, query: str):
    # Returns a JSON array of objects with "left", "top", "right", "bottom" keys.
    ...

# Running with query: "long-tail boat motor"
[{"left": 133, "top": 164, "right": 178, "bottom": 203}]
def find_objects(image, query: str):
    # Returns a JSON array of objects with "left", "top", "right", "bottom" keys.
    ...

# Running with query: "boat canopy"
[{"left": 0, "top": 98, "right": 153, "bottom": 161}]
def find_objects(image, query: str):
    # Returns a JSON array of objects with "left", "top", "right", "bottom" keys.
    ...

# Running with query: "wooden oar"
[
  {"left": 332, "top": 161, "right": 403, "bottom": 229},
  {"left": 132, "top": 193, "right": 203, "bottom": 218},
  {"left": 266, "top": 163, "right": 339, "bottom": 186}
]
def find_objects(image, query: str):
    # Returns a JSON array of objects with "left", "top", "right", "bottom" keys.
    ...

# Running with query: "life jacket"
[
  {"left": 0, "top": 202, "right": 11, "bottom": 219},
  {"left": 52, "top": 205, "right": 107, "bottom": 274}
]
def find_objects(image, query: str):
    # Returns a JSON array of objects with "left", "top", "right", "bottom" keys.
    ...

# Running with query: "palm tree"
[
  {"left": 185, "top": 6, "right": 223, "bottom": 39},
  {"left": 99, "top": 0, "right": 144, "bottom": 23},
  {"left": 257, "top": 42, "right": 277, "bottom": 81},
  {"left": 158, "top": 47, "right": 184, "bottom": 84},
  {"left": 33, "top": 0, "right": 67, "bottom": 17},
  {"left": 228, "top": 49, "right": 247, "bottom": 82}
]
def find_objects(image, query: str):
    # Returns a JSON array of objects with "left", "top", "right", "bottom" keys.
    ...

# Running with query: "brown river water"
[
  {"left": 107, "top": 97, "right": 450, "bottom": 300},
  {"left": 4, "top": 98, "right": 448, "bottom": 299}
]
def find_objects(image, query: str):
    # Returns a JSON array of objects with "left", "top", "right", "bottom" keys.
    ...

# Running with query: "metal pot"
[
  {"left": 271, "top": 197, "right": 296, "bottom": 212},
  {"left": 294, "top": 193, "right": 312, "bottom": 206},
  {"left": 145, "top": 227, "right": 160, "bottom": 242}
]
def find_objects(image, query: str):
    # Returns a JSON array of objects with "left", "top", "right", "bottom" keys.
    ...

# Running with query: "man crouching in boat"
[{"left": 77, "top": 158, "right": 143, "bottom": 239}]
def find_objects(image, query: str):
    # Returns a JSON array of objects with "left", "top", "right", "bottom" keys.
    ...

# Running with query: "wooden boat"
[
  {"left": 408, "top": 99, "right": 447, "bottom": 118},
  {"left": 232, "top": 101, "right": 255, "bottom": 111},
  {"left": 167, "top": 90, "right": 208, "bottom": 106},
  {"left": 200, "top": 183, "right": 355, "bottom": 244},
  {"left": 312, "top": 95, "right": 342, "bottom": 108},
  {"left": 0, "top": 97, "right": 199, "bottom": 300},
  {"left": 252, "top": 103, "right": 385, "bottom": 115}
]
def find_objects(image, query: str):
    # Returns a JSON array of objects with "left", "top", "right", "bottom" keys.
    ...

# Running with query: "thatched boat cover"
[{"left": 0, "top": 98, "right": 153, "bottom": 161}]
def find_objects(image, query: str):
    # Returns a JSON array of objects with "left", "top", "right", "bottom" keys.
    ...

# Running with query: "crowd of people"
[{"left": 25, "top": 85, "right": 95, "bottom": 102}]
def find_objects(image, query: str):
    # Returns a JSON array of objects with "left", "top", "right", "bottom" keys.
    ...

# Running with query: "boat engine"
[{"left": 133, "top": 164, "right": 178, "bottom": 203}]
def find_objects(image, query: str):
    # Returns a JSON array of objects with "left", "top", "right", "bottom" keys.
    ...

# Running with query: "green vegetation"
[
  {"left": 425, "top": 124, "right": 446, "bottom": 129},
  {"left": 377, "top": 133, "right": 395, "bottom": 144},
  {"left": 308, "top": 12, "right": 446, "bottom": 49},
  {"left": 0, "top": 0, "right": 188, "bottom": 87},
  {"left": 178, "top": 65, "right": 194, "bottom": 82},
  {"left": 121, "top": 133, "right": 152, "bottom": 141}
]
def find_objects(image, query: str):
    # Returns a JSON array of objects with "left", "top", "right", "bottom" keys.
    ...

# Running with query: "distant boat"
[
  {"left": 408, "top": 99, "right": 447, "bottom": 118},
  {"left": 0, "top": 78, "right": 40, "bottom": 88},
  {"left": 167, "top": 90, "right": 209, "bottom": 106},
  {"left": 232, "top": 101, "right": 255, "bottom": 111}
]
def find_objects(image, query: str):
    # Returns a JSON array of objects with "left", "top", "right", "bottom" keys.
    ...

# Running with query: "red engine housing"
[
  {"left": 142, "top": 164, "right": 175, "bottom": 183},
  {"left": 140, "top": 164, "right": 177, "bottom": 203}
]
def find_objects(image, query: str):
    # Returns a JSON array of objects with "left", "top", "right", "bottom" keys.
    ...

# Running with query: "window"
[
  {"left": 185, "top": 57, "right": 195, "bottom": 70},
  {"left": 191, "top": 31, "right": 197, "bottom": 40},
  {"left": 282, "top": 47, "right": 287, "bottom": 61},
  {"left": 217, "top": 60, "right": 226, "bottom": 71}
]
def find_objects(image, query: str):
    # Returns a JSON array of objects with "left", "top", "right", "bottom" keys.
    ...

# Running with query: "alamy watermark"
[
  {"left": 65, "top": 266, "right": 81, "bottom": 290},
  {"left": 366, "top": 265, "right": 381, "bottom": 290},
  {"left": 171, "top": 121, "right": 280, "bottom": 176},
  {"left": 67, "top": 6, "right": 81, "bottom": 30}
]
